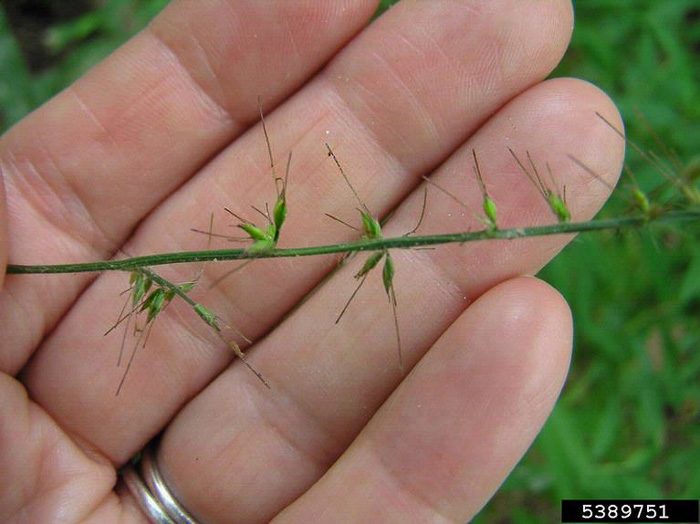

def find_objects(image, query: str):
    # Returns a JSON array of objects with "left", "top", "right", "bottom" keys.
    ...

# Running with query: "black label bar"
[{"left": 561, "top": 500, "right": 699, "bottom": 523}]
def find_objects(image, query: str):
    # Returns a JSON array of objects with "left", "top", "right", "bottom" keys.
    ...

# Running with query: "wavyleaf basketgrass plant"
[{"left": 6, "top": 113, "right": 700, "bottom": 392}]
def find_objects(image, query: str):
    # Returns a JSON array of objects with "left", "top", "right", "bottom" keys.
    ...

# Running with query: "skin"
[{"left": 0, "top": 1, "right": 625, "bottom": 522}]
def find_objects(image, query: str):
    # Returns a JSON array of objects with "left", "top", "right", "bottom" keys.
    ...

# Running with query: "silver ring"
[
  {"left": 141, "top": 445, "right": 199, "bottom": 524},
  {"left": 121, "top": 461, "right": 177, "bottom": 524},
  {"left": 120, "top": 442, "right": 199, "bottom": 524}
]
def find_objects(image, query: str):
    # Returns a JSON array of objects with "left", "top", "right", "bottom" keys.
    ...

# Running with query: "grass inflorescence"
[{"left": 7, "top": 111, "right": 700, "bottom": 394}]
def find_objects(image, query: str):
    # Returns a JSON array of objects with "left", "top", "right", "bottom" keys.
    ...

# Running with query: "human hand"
[{"left": 0, "top": 1, "right": 624, "bottom": 522}]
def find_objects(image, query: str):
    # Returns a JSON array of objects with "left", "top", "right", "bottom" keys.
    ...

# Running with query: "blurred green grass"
[
  {"left": 480, "top": 2, "right": 700, "bottom": 522},
  {"left": 2, "top": 1, "right": 699, "bottom": 522},
  {"left": 0, "top": 0, "right": 167, "bottom": 128}
]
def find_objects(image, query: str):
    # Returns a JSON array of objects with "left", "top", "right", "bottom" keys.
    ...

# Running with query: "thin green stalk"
[{"left": 6, "top": 210, "right": 700, "bottom": 275}]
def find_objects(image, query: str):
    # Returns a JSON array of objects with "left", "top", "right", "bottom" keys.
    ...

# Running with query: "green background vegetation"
[{"left": 2, "top": 1, "right": 699, "bottom": 521}]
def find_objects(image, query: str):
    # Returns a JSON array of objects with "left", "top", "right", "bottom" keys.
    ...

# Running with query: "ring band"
[
  {"left": 141, "top": 445, "right": 198, "bottom": 524},
  {"left": 120, "top": 441, "right": 199, "bottom": 524}
]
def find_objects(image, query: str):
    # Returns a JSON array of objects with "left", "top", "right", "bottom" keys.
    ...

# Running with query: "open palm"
[{"left": 0, "top": 1, "right": 623, "bottom": 522}]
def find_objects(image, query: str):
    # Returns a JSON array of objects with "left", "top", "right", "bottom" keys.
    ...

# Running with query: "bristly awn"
[{"left": 508, "top": 147, "right": 571, "bottom": 223}]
